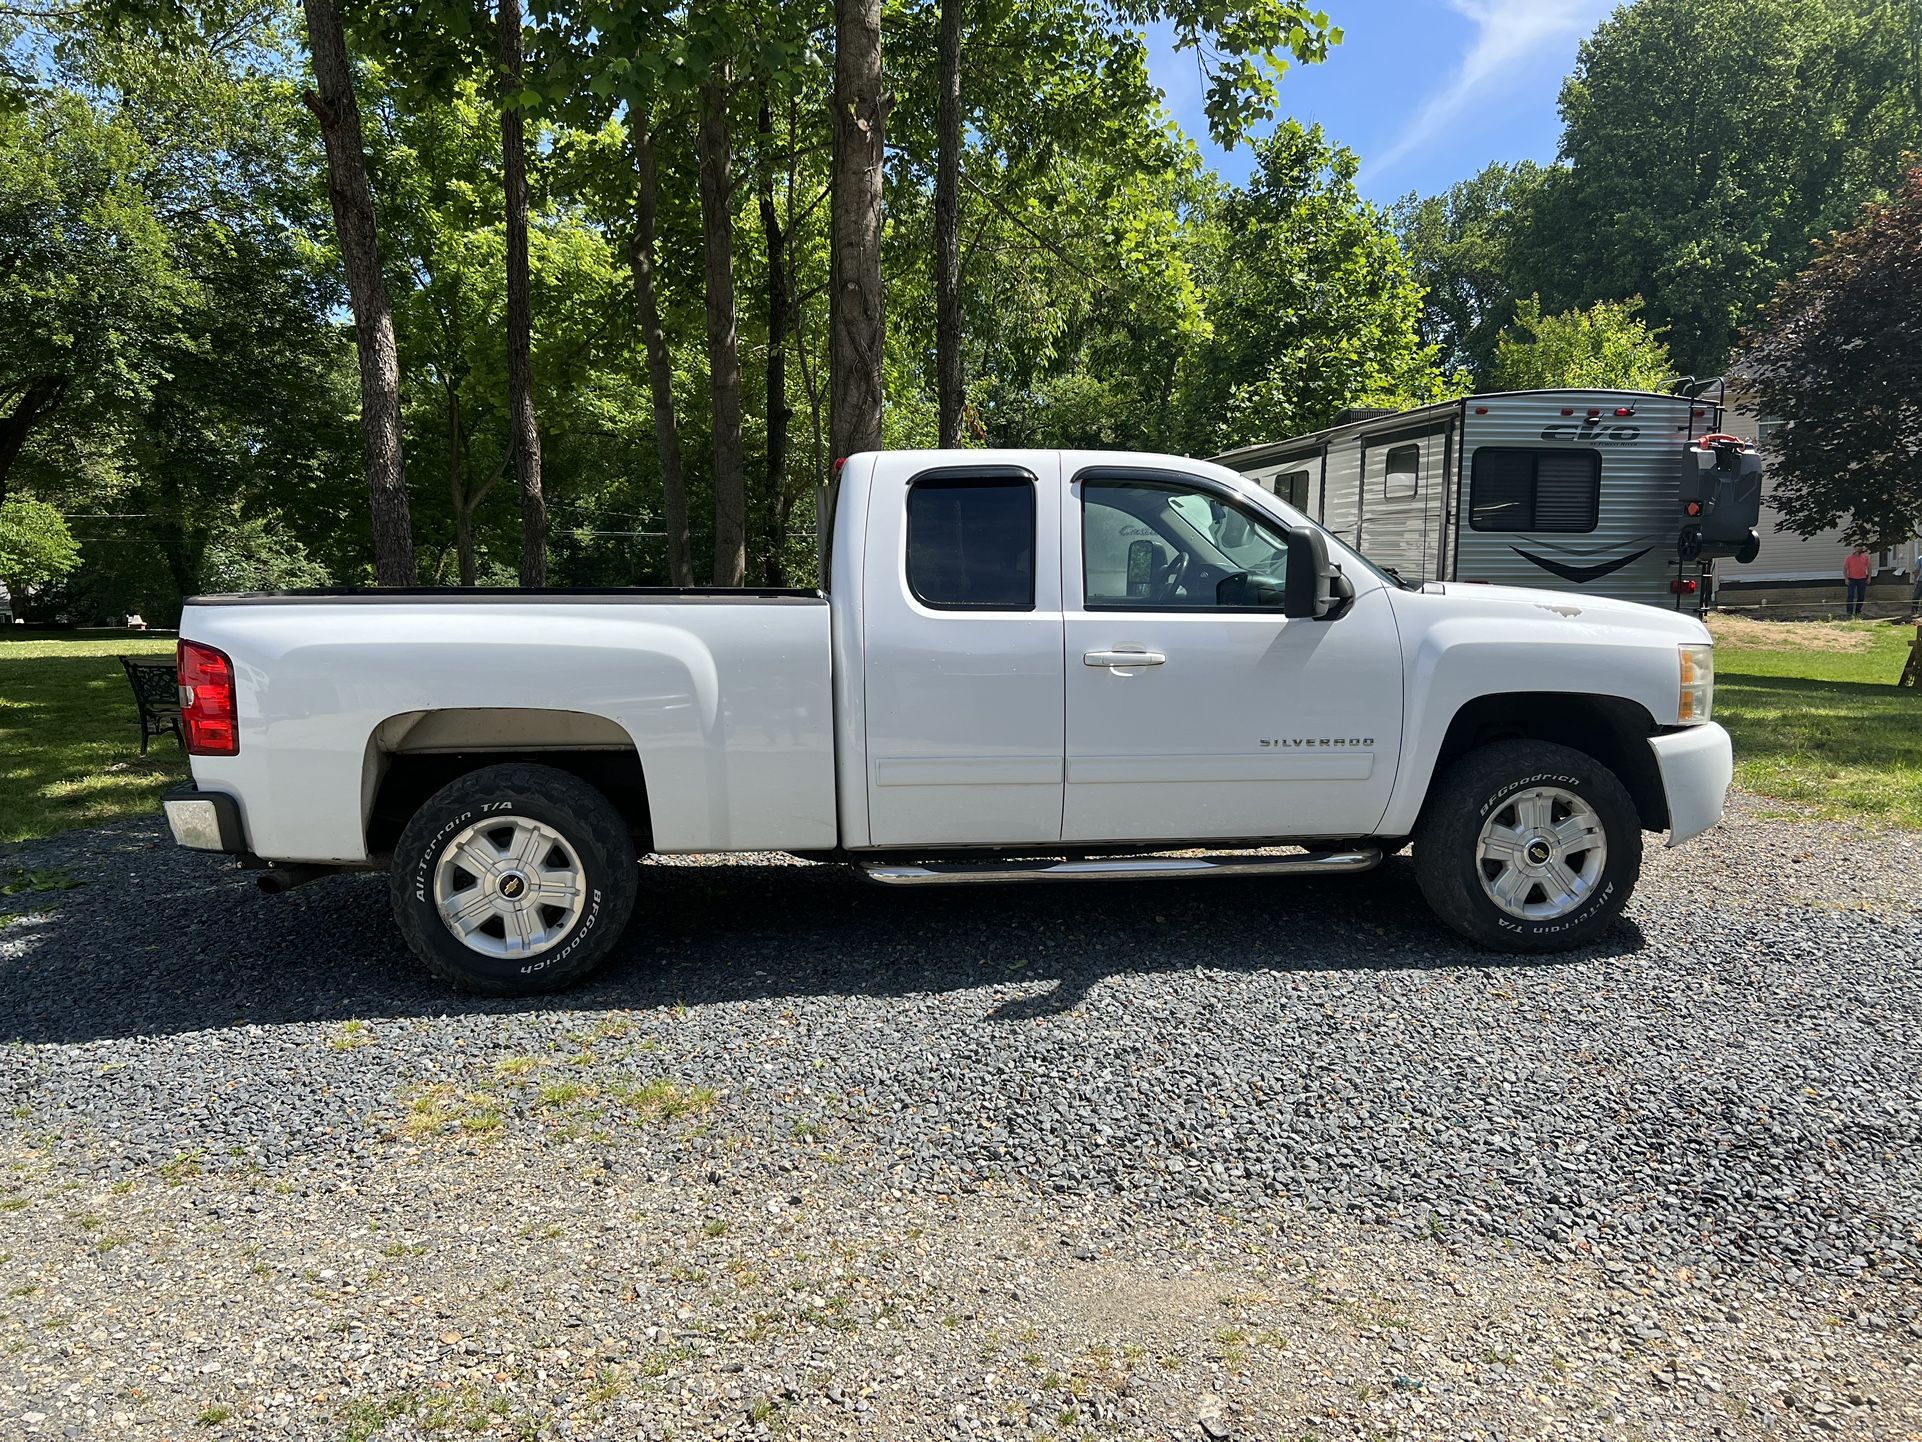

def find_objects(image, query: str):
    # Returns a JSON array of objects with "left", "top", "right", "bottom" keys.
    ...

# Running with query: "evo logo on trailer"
[{"left": 1540, "top": 423, "right": 1642, "bottom": 443}]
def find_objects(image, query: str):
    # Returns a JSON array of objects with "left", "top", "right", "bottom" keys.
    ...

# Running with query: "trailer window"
[
  {"left": 906, "top": 476, "right": 1036, "bottom": 610},
  {"left": 1383, "top": 444, "right": 1420, "bottom": 499},
  {"left": 1274, "top": 469, "right": 1312, "bottom": 511},
  {"left": 1468, "top": 449, "right": 1601, "bottom": 533}
]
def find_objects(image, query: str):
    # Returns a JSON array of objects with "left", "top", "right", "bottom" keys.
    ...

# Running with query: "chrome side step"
[{"left": 858, "top": 848, "right": 1381, "bottom": 887}]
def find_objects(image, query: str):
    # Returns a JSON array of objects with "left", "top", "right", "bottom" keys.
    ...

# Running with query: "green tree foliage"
[
  {"left": 0, "top": 89, "right": 189, "bottom": 503},
  {"left": 1393, "top": 161, "right": 1548, "bottom": 378},
  {"left": 16, "top": 0, "right": 1587, "bottom": 614},
  {"left": 883, "top": 13, "right": 1213, "bottom": 451},
  {"left": 896, "top": 0, "right": 1341, "bottom": 444},
  {"left": 3, "top": 5, "right": 363, "bottom": 619},
  {"left": 1108, "top": 1, "right": 1341, "bottom": 145},
  {"left": 1738, "top": 168, "right": 1922, "bottom": 547},
  {"left": 1489, "top": 296, "right": 1675, "bottom": 394},
  {"left": 199, "top": 516, "right": 332, "bottom": 592},
  {"left": 1176, "top": 122, "right": 1461, "bottom": 453},
  {"left": 369, "top": 76, "right": 646, "bottom": 585},
  {"left": 1399, "top": 0, "right": 1922, "bottom": 384},
  {"left": 1549, "top": 0, "right": 1900, "bottom": 377},
  {"left": 0, "top": 497, "right": 81, "bottom": 596}
]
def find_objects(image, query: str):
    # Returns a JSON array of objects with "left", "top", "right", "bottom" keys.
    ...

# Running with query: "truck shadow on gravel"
[{"left": 0, "top": 821, "right": 1642, "bottom": 1044}]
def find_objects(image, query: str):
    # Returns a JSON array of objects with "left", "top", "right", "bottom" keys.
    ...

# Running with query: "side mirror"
[
  {"left": 1125, "top": 538, "right": 1156, "bottom": 599},
  {"left": 1284, "top": 527, "right": 1355, "bottom": 620}
]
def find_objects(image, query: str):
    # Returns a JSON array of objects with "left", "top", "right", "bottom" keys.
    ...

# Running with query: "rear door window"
[{"left": 906, "top": 476, "right": 1036, "bottom": 610}]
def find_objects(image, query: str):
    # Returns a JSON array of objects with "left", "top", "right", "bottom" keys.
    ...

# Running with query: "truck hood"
[{"left": 1411, "top": 581, "right": 1712, "bottom": 644}]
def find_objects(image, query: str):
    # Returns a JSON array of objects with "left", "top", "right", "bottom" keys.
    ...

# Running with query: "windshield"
[
  {"left": 1165, "top": 493, "right": 1291, "bottom": 577},
  {"left": 1225, "top": 488, "right": 1410, "bottom": 590}
]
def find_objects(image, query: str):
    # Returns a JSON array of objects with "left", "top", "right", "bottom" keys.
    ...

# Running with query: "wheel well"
[
  {"left": 1426, "top": 693, "right": 1669, "bottom": 831},
  {"left": 365, "top": 747, "right": 652, "bottom": 857}
]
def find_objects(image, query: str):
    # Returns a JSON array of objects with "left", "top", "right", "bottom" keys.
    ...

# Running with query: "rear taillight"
[
  {"left": 178, "top": 640, "right": 238, "bottom": 756},
  {"left": 1670, "top": 577, "right": 1699, "bottom": 596}
]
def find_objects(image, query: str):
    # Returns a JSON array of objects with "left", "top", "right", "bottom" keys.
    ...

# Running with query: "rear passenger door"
[{"left": 860, "top": 459, "right": 1065, "bottom": 847}]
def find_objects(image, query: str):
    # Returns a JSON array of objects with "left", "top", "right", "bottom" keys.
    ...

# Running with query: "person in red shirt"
[{"left": 1843, "top": 547, "right": 1873, "bottom": 619}]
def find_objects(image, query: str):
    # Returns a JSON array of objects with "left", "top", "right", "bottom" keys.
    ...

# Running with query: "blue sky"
[{"left": 1145, "top": 1, "right": 1620, "bottom": 206}]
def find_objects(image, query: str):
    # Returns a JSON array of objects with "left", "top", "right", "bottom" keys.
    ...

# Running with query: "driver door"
[{"left": 1061, "top": 463, "right": 1404, "bottom": 844}]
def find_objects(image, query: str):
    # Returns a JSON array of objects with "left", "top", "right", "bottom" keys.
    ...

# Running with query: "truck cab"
[
  {"left": 839, "top": 454, "right": 1402, "bottom": 850},
  {"left": 164, "top": 449, "right": 1734, "bottom": 995}
]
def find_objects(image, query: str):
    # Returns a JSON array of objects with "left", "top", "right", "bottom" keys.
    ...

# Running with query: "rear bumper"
[
  {"left": 162, "top": 785, "right": 249, "bottom": 855},
  {"left": 1647, "top": 722, "right": 1732, "bottom": 846}
]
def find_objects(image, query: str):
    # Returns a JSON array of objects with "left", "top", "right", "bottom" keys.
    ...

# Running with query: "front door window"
[{"left": 1082, "top": 478, "right": 1290, "bottom": 610}]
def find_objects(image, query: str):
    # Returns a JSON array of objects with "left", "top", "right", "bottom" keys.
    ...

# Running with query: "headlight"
[{"left": 1678, "top": 643, "right": 1714, "bottom": 724}]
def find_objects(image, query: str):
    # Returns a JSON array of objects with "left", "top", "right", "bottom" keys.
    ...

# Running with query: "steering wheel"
[{"left": 1154, "top": 550, "right": 1190, "bottom": 600}]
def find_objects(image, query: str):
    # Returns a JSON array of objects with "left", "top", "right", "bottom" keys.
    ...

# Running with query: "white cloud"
[{"left": 1364, "top": 0, "right": 1614, "bottom": 183}]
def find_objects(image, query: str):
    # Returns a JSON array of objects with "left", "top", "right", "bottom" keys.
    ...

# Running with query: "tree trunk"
[
  {"left": 446, "top": 378, "right": 475, "bottom": 586},
  {"left": 300, "top": 0, "right": 415, "bottom": 586},
  {"left": 830, "top": 0, "right": 886, "bottom": 460},
  {"left": 934, "top": 0, "right": 963, "bottom": 448},
  {"left": 699, "top": 73, "right": 747, "bottom": 587},
  {"left": 790, "top": 239, "right": 831, "bottom": 585},
  {"left": 1908, "top": 0, "right": 1922, "bottom": 127},
  {"left": 155, "top": 463, "right": 200, "bottom": 602},
  {"left": 628, "top": 117, "right": 692, "bottom": 588},
  {"left": 0, "top": 376, "right": 66, "bottom": 505},
  {"left": 454, "top": 507, "right": 476, "bottom": 588},
  {"left": 499, "top": 0, "right": 546, "bottom": 588},
  {"left": 758, "top": 93, "right": 794, "bottom": 587}
]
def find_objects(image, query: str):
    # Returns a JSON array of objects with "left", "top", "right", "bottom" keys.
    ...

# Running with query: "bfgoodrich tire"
[
  {"left": 1412, "top": 740, "right": 1641, "bottom": 954},
  {"left": 389, "top": 763, "right": 638, "bottom": 995}
]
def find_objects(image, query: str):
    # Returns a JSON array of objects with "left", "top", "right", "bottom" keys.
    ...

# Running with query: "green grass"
[
  {"left": 0, "top": 631, "right": 184, "bottom": 844},
  {"left": 1709, "top": 616, "right": 1922, "bottom": 829}
]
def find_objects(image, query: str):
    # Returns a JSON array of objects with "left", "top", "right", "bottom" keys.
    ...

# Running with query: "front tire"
[
  {"left": 390, "top": 763, "right": 638, "bottom": 995},
  {"left": 1412, "top": 740, "right": 1641, "bottom": 953}
]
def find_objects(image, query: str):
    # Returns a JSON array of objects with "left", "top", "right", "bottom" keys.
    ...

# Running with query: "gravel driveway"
[{"left": 2, "top": 796, "right": 1919, "bottom": 1439}]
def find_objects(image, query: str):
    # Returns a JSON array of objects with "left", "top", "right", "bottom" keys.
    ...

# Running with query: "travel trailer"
[{"left": 1214, "top": 388, "right": 1764, "bottom": 611}]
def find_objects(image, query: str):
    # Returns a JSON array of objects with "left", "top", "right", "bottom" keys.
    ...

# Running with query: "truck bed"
[
  {"left": 179, "top": 590, "right": 837, "bottom": 864},
  {"left": 184, "top": 587, "right": 825, "bottom": 605}
]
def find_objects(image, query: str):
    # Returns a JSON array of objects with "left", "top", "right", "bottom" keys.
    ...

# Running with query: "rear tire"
[
  {"left": 1412, "top": 740, "right": 1641, "bottom": 954},
  {"left": 389, "top": 763, "right": 638, "bottom": 995}
]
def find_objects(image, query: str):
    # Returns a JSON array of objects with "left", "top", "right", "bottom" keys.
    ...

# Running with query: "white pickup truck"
[{"left": 164, "top": 449, "right": 1732, "bottom": 994}]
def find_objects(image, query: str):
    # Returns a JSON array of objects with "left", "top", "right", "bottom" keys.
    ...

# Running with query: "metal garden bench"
[{"left": 119, "top": 656, "right": 182, "bottom": 754}]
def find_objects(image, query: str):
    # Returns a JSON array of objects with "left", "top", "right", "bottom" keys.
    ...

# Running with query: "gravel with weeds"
[{"left": 1, "top": 794, "right": 1918, "bottom": 1439}]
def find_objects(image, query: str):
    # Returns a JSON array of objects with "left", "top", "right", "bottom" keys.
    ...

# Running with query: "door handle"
[{"left": 1084, "top": 648, "right": 1166, "bottom": 668}]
